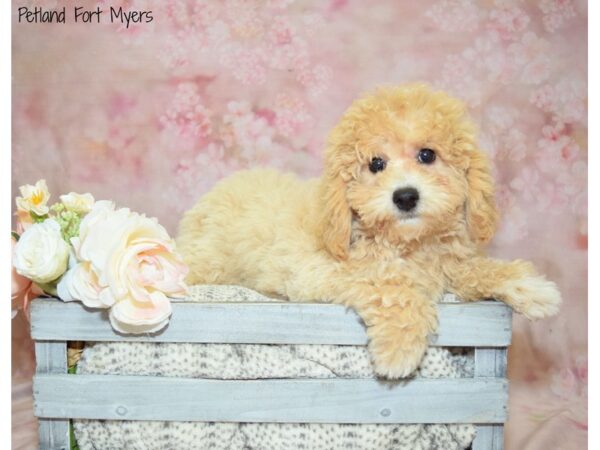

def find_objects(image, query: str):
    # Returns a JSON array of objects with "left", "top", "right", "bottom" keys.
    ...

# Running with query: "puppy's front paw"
[
  {"left": 367, "top": 326, "right": 428, "bottom": 379},
  {"left": 500, "top": 275, "right": 562, "bottom": 320}
]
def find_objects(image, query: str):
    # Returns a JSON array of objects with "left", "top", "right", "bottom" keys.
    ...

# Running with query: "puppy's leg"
[
  {"left": 349, "top": 285, "right": 439, "bottom": 379},
  {"left": 286, "top": 264, "right": 440, "bottom": 378},
  {"left": 444, "top": 257, "right": 561, "bottom": 319}
]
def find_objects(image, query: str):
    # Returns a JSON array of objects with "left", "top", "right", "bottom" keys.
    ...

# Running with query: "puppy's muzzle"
[{"left": 393, "top": 187, "right": 419, "bottom": 212}]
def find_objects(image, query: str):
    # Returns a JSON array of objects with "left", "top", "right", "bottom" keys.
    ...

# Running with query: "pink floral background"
[{"left": 12, "top": 0, "right": 587, "bottom": 448}]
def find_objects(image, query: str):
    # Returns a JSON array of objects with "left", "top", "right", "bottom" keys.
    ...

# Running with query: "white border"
[{"left": 2, "top": 2, "right": 12, "bottom": 450}]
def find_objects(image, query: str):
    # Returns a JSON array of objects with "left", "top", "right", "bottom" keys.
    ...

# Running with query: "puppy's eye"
[
  {"left": 417, "top": 148, "right": 436, "bottom": 164},
  {"left": 369, "top": 157, "right": 387, "bottom": 173}
]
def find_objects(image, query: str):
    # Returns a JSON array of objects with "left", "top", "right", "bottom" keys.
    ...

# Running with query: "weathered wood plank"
[
  {"left": 35, "top": 341, "right": 70, "bottom": 450},
  {"left": 30, "top": 299, "right": 512, "bottom": 346},
  {"left": 474, "top": 348, "right": 508, "bottom": 378},
  {"left": 473, "top": 425, "right": 504, "bottom": 450},
  {"left": 33, "top": 375, "right": 508, "bottom": 424},
  {"left": 472, "top": 348, "right": 509, "bottom": 450}
]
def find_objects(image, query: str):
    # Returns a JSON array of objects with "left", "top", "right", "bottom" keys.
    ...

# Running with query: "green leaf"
[
  {"left": 29, "top": 211, "right": 48, "bottom": 223},
  {"left": 36, "top": 281, "right": 59, "bottom": 297},
  {"left": 68, "top": 363, "right": 79, "bottom": 450},
  {"left": 11, "top": 231, "right": 19, "bottom": 241},
  {"left": 69, "top": 420, "right": 80, "bottom": 450}
]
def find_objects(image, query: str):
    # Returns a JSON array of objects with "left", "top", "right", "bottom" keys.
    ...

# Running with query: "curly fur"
[{"left": 177, "top": 84, "right": 561, "bottom": 378}]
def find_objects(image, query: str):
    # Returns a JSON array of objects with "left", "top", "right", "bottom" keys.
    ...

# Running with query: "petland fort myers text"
[{"left": 17, "top": 6, "right": 153, "bottom": 28}]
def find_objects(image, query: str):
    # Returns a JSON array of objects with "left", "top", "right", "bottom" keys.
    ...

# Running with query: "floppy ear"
[
  {"left": 319, "top": 142, "right": 354, "bottom": 260},
  {"left": 465, "top": 148, "right": 499, "bottom": 246}
]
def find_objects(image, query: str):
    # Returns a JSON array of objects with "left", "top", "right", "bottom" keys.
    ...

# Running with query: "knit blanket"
[{"left": 73, "top": 285, "right": 476, "bottom": 450}]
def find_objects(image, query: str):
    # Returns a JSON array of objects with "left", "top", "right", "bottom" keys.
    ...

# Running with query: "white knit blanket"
[{"left": 73, "top": 285, "right": 476, "bottom": 450}]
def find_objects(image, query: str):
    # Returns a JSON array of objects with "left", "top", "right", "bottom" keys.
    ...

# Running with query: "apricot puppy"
[{"left": 177, "top": 84, "right": 561, "bottom": 378}]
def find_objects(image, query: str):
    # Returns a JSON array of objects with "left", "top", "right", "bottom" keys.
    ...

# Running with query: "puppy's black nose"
[{"left": 393, "top": 187, "right": 419, "bottom": 212}]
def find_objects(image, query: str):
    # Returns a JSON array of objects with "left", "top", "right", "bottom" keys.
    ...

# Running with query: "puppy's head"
[{"left": 320, "top": 83, "right": 498, "bottom": 260}]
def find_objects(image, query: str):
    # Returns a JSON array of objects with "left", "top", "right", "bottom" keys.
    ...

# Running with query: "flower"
[
  {"left": 53, "top": 209, "right": 83, "bottom": 241},
  {"left": 58, "top": 201, "right": 188, "bottom": 333},
  {"left": 13, "top": 219, "right": 70, "bottom": 284},
  {"left": 539, "top": 0, "right": 576, "bottom": 32},
  {"left": 57, "top": 259, "right": 103, "bottom": 308},
  {"left": 15, "top": 179, "right": 51, "bottom": 216},
  {"left": 60, "top": 192, "right": 95, "bottom": 214},
  {"left": 160, "top": 83, "right": 213, "bottom": 139},
  {"left": 11, "top": 236, "right": 44, "bottom": 319},
  {"left": 425, "top": 0, "right": 482, "bottom": 33},
  {"left": 487, "top": 6, "right": 530, "bottom": 42},
  {"left": 15, "top": 209, "right": 34, "bottom": 234}
]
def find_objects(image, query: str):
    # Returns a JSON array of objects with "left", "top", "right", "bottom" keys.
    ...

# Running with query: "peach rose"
[
  {"left": 57, "top": 201, "right": 188, "bottom": 333},
  {"left": 15, "top": 209, "right": 34, "bottom": 234}
]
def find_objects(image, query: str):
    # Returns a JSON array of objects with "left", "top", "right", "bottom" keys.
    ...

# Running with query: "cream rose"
[
  {"left": 58, "top": 201, "right": 188, "bottom": 333},
  {"left": 11, "top": 237, "right": 44, "bottom": 318},
  {"left": 60, "top": 192, "right": 95, "bottom": 214},
  {"left": 13, "top": 219, "right": 70, "bottom": 284},
  {"left": 16, "top": 179, "right": 51, "bottom": 216},
  {"left": 57, "top": 260, "right": 104, "bottom": 308}
]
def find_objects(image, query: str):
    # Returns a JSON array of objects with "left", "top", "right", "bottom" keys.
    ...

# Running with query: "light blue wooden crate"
[{"left": 30, "top": 298, "right": 512, "bottom": 450}]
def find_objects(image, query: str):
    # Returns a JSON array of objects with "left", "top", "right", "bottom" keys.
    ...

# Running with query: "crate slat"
[
  {"left": 34, "top": 374, "right": 508, "bottom": 424},
  {"left": 30, "top": 299, "right": 512, "bottom": 346},
  {"left": 472, "top": 348, "right": 509, "bottom": 450},
  {"left": 35, "top": 341, "right": 70, "bottom": 450}
]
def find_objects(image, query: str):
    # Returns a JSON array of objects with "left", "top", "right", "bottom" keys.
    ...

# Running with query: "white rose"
[
  {"left": 16, "top": 179, "right": 51, "bottom": 216},
  {"left": 60, "top": 192, "right": 95, "bottom": 214},
  {"left": 13, "top": 219, "right": 70, "bottom": 284}
]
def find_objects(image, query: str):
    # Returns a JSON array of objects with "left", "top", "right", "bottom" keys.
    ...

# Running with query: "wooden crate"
[{"left": 30, "top": 298, "right": 512, "bottom": 450}]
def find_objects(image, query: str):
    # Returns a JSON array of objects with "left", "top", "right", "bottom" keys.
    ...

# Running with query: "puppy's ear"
[
  {"left": 319, "top": 133, "right": 354, "bottom": 260},
  {"left": 321, "top": 172, "right": 352, "bottom": 260},
  {"left": 465, "top": 148, "right": 499, "bottom": 246}
]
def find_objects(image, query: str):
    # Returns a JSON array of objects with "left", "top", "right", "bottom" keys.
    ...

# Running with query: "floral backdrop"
[{"left": 12, "top": 0, "right": 587, "bottom": 448}]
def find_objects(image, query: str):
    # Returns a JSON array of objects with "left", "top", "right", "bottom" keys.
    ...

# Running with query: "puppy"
[{"left": 177, "top": 84, "right": 561, "bottom": 378}]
